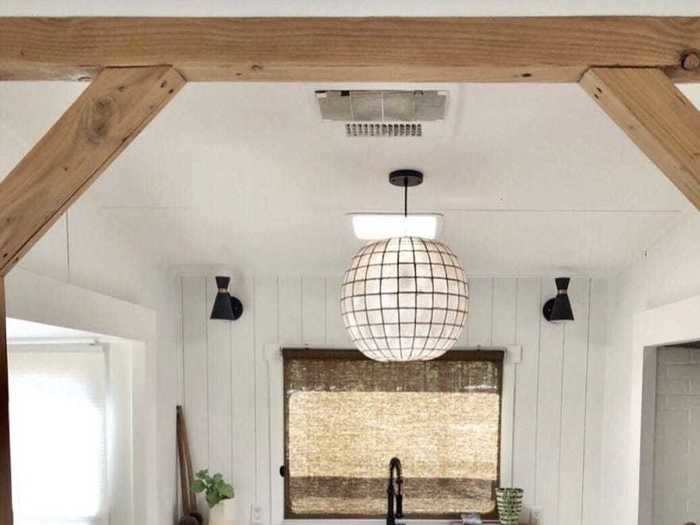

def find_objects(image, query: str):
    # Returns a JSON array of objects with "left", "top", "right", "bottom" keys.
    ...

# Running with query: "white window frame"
[
  {"left": 265, "top": 344, "right": 522, "bottom": 525},
  {"left": 4, "top": 268, "right": 157, "bottom": 525},
  {"left": 7, "top": 341, "right": 110, "bottom": 525}
]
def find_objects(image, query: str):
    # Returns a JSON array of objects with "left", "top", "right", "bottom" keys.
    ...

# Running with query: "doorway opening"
[
  {"left": 7, "top": 318, "right": 138, "bottom": 525},
  {"left": 651, "top": 343, "right": 700, "bottom": 525}
]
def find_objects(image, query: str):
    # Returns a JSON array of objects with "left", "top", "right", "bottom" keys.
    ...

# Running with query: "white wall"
[
  {"left": 604, "top": 214, "right": 700, "bottom": 525},
  {"left": 107, "top": 341, "right": 135, "bottom": 525},
  {"left": 653, "top": 346, "right": 700, "bottom": 525},
  {"left": 8, "top": 269, "right": 181, "bottom": 525},
  {"left": 3, "top": 268, "right": 163, "bottom": 524},
  {"left": 177, "top": 273, "right": 608, "bottom": 525}
]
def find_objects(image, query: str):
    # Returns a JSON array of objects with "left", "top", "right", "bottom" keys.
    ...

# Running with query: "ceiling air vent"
[
  {"left": 346, "top": 122, "right": 422, "bottom": 137},
  {"left": 316, "top": 90, "right": 447, "bottom": 137}
]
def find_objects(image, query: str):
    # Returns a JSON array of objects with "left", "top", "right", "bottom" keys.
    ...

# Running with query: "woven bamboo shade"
[{"left": 283, "top": 349, "right": 502, "bottom": 519}]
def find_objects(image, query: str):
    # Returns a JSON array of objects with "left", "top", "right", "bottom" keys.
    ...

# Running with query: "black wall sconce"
[
  {"left": 210, "top": 276, "right": 244, "bottom": 321},
  {"left": 542, "top": 277, "right": 574, "bottom": 322}
]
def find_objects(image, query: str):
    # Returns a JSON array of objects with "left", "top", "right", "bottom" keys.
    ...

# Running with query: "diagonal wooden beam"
[
  {"left": 0, "top": 65, "right": 184, "bottom": 525},
  {"left": 0, "top": 66, "right": 185, "bottom": 276},
  {"left": 581, "top": 67, "right": 700, "bottom": 209},
  {"left": 1, "top": 17, "right": 700, "bottom": 82}
]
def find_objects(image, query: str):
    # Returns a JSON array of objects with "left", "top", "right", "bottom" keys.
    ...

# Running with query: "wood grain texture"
[
  {"left": 581, "top": 67, "right": 700, "bottom": 209},
  {"left": 0, "top": 279, "right": 11, "bottom": 525},
  {"left": 0, "top": 66, "right": 184, "bottom": 276},
  {"left": 1, "top": 17, "right": 699, "bottom": 82}
]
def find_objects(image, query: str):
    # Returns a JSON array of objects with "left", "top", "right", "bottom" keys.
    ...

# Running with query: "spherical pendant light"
[
  {"left": 341, "top": 171, "right": 469, "bottom": 362},
  {"left": 341, "top": 236, "right": 469, "bottom": 361}
]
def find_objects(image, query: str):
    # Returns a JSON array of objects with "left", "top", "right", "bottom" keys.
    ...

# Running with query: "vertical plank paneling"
[
  {"left": 206, "top": 275, "right": 233, "bottom": 483},
  {"left": 301, "top": 277, "right": 326, "bottom": 345},
  {"left": 535, "top": 278, "right": 565, "bottom": 522},
  {"left": 278, "top": 276, "right": 302, "bottom": 346},
  {"left": 582, "top": 279, "right": 608, "bottom": 525},
  {"left": 177, "top": 276, "right": 186, "bottom": 408},
  {"left": 325, "top": 275, "right": 349, "bottom": 347},
  {"left": 268, "top": 279, "right": 294, "bottom": 525},
  {"left": 491, "top": 278, "right": 517, "bottom": 485},
  {"left": 254, "top": 277, "right": 278, "bottom": 525},
  {"left": 492, "top": 279, "right": 517, "bottom": 346},
  {"left": 181, "top": 274, "right": 209, "bottom": 512},
  {"left": 230, "top": 276, "right": 255, "bottom": 525},
  {"left": 175, "top": 275, "right": 186, "bottom": 516},
  {"left": 512, "top": 278, "right": 542, "bottom": 516},
  {"left": 467, "top": 278, "right": 494, "bottom": 346},
  {"left": 177, "top": 273, "right": 607, "bottom": 525},
  {"left": 268, "top": 347, "right": 285, "bottom": 525},
  {"left": 558, "top": 278, "right": 591, "bottom": 525}
]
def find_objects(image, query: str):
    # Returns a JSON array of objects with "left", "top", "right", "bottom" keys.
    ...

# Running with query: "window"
[
  {"left": 283, "top": 349, "right": 503, "bottom": 519},
  {"left": 9, "top": 344, "right": 107, "bottom": 525}
]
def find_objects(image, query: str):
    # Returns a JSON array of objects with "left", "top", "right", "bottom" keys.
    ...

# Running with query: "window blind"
[
  {"left": 8, "top": 344, "right": 107, "bottom": 525},
  {"left": 283, "top": 349, "right": 503, "bottom": 519}
]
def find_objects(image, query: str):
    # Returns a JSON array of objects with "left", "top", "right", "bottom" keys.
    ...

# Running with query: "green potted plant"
[{"left": 192, "top": 469, "right": 235, "bottom": 525}]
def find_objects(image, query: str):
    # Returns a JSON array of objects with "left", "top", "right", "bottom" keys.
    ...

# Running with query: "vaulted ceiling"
[
  {"left": 2, "top": 80, "right": 698, "bottom": 277},
  {"left": 2, "top": 0, "right": 700, "bottom": 281}
]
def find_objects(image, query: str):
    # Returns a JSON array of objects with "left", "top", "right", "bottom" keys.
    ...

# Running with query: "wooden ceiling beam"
[
  {"left": 0, "top": 66, "right": 185, "bottom": 276},
  {"left": 581, "top": 67, "right": 700, "bottom": 210},
  {"left": 0, "top": 65, "right": 184, "bottom": 525},
  {"left": 1, "top": 17, "right": 700, "bottom": 82}
]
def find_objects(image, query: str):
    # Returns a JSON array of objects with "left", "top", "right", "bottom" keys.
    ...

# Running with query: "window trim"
[
  {"left": 282, "top": 348, "right": 504, "bottom": 520},
  {"left": 267, "top": 345, "right": 522, "bottom": 525}
]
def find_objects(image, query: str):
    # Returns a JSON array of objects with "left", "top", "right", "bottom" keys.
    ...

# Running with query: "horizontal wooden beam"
[
  {"left": 1, "top": 17, "right": 700, "bottom": 82},
  {"left": 581, "top": 67, "right": 700, "bottom": 209},
  {"left": 0, "top": 66, "right": 185, "bottom": 276}
]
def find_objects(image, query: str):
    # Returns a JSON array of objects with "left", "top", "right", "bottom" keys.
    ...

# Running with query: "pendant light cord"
[{"left": 404, "top": 179, "right": 408, "bottom": 217}]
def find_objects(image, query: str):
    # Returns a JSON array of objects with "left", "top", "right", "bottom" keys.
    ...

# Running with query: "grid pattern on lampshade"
[{"left": 341, "top": 237, "right": 468, "bottom": 361}]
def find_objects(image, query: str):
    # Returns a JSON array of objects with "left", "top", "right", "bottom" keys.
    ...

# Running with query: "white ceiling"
[
  {"left": 5, "top": 318, "right": 101, "bottom": 341},
  {"left": 2, "top": 0, "right": 699, "bottom": 16},
  {"left": 1, "top": 81, "right": 697, "bottom": 277},
  {"left": 1, "top": 1, "right": 699, "bottom": 277}
]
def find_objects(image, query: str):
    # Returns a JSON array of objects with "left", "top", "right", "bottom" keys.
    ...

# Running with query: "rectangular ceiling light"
[
  {"left": 350, "top": 213, "right": 443, "bottom": 240},
  {"left": 317, "top": 90, "right": 448, "bottom": 122}
]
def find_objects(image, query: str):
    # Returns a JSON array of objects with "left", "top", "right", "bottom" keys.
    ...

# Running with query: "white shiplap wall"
[{"left": 177, "top": 275, "right": 607, "bottom": 525}]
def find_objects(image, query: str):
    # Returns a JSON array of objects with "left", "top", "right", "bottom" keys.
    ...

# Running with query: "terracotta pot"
[{"left": 209, "top": 498, "right": 235, "bottom": 525}]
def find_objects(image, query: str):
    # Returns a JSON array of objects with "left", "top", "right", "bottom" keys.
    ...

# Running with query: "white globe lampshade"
[{"left": 340, "top": 237, "right": 469, "bottom": 362}]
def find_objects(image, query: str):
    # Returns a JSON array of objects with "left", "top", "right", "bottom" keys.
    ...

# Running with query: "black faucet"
[{"left": 387, "top": 457, "right": 404, "bottom": 525}]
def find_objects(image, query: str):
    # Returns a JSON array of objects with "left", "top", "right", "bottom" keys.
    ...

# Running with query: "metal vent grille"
[
  {"left": 345, "top": 122, "right": 422, "bottom": 137},
  {"left": 318, "top": 90, "right": 447, "bottom": 122}
]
